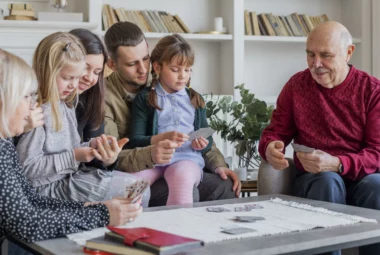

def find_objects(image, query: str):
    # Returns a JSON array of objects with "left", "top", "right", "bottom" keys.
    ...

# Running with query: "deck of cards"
[
  {"left": 188, "top": 127, "right": 215, "bottom": 141},
  {"left": 291, "top": 143, "right": 315, "bottom": 153},
  {"left": 125, "top": 179, "right": 149, "bottom": 203}
]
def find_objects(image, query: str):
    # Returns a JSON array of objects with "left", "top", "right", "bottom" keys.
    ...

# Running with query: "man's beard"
[{"left": 123, "top": 76, "right": 148, "bottom": 88}]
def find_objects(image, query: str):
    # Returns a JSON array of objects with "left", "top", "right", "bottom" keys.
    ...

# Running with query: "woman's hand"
[
  {"left": 23, "top": 104, "right": 44, "bottom": 133},
  {"left": 191, "top": 137, "right": 209, "bottom": 150},
  {"left": 103, "top": 197, "right": 143, "bottom": 226},
  {"left": 151, "top": 131, "right": 189, "bottom": 146},
  {"left": 73, "top": 147, "right": 95, "bottom": 162},
  {"left": 92, "top": 135, "right": 129, "bottom": 167}
]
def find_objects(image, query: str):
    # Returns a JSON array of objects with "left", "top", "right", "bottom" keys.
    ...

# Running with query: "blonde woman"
[{"left": 0, "top": 49, "right": 142, "bottom": 244}]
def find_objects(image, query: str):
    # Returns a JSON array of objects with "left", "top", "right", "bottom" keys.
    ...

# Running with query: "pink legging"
[{"left": 132, "top": 160, "right": 201, "bottom": 205}]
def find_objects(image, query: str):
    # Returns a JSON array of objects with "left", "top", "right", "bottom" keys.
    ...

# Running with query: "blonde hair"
[
  {"left": 33, "top": 32, "right": 86, "bottom": 131},
  {"left": 0, "top": 49, "right": 38, "bottom": 138}
]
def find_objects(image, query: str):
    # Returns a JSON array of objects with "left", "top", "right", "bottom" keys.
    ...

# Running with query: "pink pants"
[{"left": 132, "top": 160, "right": 202, "bottom": 205}]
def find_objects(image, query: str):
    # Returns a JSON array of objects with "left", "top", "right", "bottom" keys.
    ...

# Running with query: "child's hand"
[
  {"left": 73, "top": 147, "right": 95, "bottom": 162},
  {"left": 92, "top": 135, "right": 129, "bottom": 167},
  {"left": 151, "top": 131, "right": 189, "bottom": 146},
  {"left": 23, "top": 104, "right": 44, "bottom": 133},
  {"left": 191, "top": 137, "right": 209, "bottom": 150}
]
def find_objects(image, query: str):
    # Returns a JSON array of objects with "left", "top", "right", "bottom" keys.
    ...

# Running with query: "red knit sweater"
[{"left": 259, "top": 66, "right": 380, "bottom": 180}]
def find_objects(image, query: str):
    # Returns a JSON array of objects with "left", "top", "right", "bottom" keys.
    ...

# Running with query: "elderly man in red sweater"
[{"left": 259, "top": 21, "right": 380, "bottom": 255}]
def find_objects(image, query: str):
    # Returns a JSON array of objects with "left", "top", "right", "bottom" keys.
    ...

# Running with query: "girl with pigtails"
[{"left": 128, "top": 34, "right": 213, "bottom": 206}]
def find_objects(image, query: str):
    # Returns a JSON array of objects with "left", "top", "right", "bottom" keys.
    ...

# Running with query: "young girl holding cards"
[
  {"left": 129, "top": 34, "right": 213, "bottom": 205},
  {"left": 16, "top": 32, "right": 139, "bottom": 202}
]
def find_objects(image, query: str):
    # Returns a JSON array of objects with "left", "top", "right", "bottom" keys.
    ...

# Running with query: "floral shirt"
[{"left": 0, "top": 138, "right": 109, "bottom": 242}]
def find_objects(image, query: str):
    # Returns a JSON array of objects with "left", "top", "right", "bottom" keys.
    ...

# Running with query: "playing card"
[
  {"left": 235, "top": 216, "right": 265, "bottom": 222},
  {"left": 291, "top": 143, "right": 315, "bottom": 153},
  {"left": 188, "top": 127, "right": 215, "bottom": 141},
  {"left": 206, "top": 207, "right": 230, "bottom": 212},
  {"left": 125, "top": 180, "right": 149, "bottom": 203},
  {"left": 245, "top": 204, "right": 264, "bottom": 209},
  {"left": 234, "top": 207, "right": 252, "bottom": 212},
  {"left": 221, "top": 227, "right": 256, "bottom": 235}
]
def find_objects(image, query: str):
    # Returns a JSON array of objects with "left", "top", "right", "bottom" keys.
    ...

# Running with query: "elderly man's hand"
[
  {"left": 215, "top": 166, "right": 241, "bottom": 197},
  {"left": 297, "top": 150, "right": 341, "bottom": 174},
  {"left": 265, "top": 140, "right": 289, "bottom": 170}
]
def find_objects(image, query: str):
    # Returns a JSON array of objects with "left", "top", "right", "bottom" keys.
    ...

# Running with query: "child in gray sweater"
[{"left": 16, "top": 32, "right": 145, "bottom": 202}]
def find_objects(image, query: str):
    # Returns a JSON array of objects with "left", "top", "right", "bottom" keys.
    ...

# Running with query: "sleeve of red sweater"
[
  {"left": 338, "top": 86, "right": 380, "bottom": 180},
  {"left": 258, "top": 79, "right": 297, "bottom": 160}
]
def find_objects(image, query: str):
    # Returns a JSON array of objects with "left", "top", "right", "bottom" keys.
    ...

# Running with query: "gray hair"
[
  {"left": 341, "top": 29, "right": 353, "bottom": 50},
  {"left": 0, "top": 49, "right": 38, "bottom": 138}
]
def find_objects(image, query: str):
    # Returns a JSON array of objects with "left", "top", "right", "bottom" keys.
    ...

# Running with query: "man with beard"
[
  {"left": 259, "top": 21, "right": 380, "bottom": 254},
  {"left": 103, "top": 21, "right": 241, "bottom": 206}
]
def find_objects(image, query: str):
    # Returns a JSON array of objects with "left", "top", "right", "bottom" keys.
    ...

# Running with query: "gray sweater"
[{"left": 16, "top": 101, "right": 88, "bottom": 187}]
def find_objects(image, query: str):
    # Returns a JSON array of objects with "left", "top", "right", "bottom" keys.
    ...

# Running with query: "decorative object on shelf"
[
  {"left": 51, "top": 0, "right": 68, "bottom": 12},
  {"left": 5, "top": 3, "right": 37, "bottom": 21},
  {"left": 38, "top": 0, "right": 82, "bottom": 22},
  {"left": 205, "top": 84, "right": 274, "bottom": 172},
  {"left": 214, "top": 17, "right": 223, "bottom": 32}
]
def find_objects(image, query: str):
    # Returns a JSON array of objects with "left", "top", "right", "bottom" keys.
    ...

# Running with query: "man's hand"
[
  {"left": 265, "top": 140, "right": 289, "bottom": 170},
  {"left": 151, "top": 131, "right": 189, "bottom": 146},
  {"left": 151, "top": 140, "right": 178, "bottom": 165},
  {"left": 215, "top": 166, "right": 241, "bottom": 197},
  {"left": 24, "top": 104, "right": 44, "bottom": 133},
  {"left": 297, "top": 150, "right": 341, "bottom": 174}
]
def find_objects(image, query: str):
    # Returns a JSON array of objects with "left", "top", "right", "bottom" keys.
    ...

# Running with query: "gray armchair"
[{"left": 258, "top": 158, "right": 296, "bottom": 196}]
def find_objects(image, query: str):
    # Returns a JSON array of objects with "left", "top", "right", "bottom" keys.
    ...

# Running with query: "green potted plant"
[{"left": 205, "top": 84, "right": 274, "bottom": 175}]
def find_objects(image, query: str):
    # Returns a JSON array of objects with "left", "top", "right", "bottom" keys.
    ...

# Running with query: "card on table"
[
  {"left": 188, "top": 127, "right": 215, "bottom": 141},
  {"left": 206, "top": 207, "right": 231, "bottom": 212},
  {"left": 234, "top": 207, "right": 252, "bottom": 212},
  {"left": 221, "top": 227, "right": 256, "bottom": 235},
  {"left": 235, "top": 216, "right": 265, "bottom": 222},
  {"left": 245, "top": 204, "right": 264, "bottom": 209},
  {"left": 291, "top": 143, "right": 315, "bottom": 153}
]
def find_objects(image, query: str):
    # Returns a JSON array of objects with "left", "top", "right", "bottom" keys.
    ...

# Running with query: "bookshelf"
[{"left": 0, "top": 0, "right": 375, "bottom": 103}]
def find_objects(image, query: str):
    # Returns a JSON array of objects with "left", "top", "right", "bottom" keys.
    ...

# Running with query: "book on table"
[{"left": 85, "top": 226, "right": 204, "bottom": 255}]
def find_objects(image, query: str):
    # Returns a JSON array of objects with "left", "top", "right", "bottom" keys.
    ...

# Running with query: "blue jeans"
[{"left": 293, "top": 171, "right": 380, "bottom": 255}]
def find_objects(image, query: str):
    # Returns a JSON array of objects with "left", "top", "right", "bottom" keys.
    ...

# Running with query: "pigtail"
[
  {"left": 147, "top": 68, "right": 162, "bottom": 110},
  {"left": 187, "top": 78, "right": 205, "bottom": 109}
]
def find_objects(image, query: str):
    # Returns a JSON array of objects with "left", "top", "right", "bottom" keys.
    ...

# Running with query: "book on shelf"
[
  {"left": 4, "top": 15, "right": 37, "bottom": 21},
  {"left": 104, "top": 226, "right": 204, "bottom": 255},
  {"left": 101, "top": 4, "right": 191, "bottom": 34},
  {"left": 8, "top": 3, "right": 33, "bottom": 10},
  {"left": 245, "top": 11, "right": 330, "bottom": 37},
  {"left": 9, "top": 8, "right": 35, "bottom": 17}
]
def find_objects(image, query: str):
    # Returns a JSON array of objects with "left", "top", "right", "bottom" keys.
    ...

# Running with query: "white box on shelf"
[{"left": 38, "top": 12, "right": 83, "bottom": 22}]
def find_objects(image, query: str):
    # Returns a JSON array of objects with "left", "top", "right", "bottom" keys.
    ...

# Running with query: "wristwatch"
[{"left": 338, "top": 163, "right": 344, "bottom": 174}]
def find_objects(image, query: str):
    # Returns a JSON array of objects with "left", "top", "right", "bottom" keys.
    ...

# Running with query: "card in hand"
[
  {"left": 291, "top": 143, "right": 315, "bottom": 153},
  {"left": 188, "top": 127, "right": 215, "bottom": 141},
  {"left": 125, "top": 180, "right": 149, "bottom": 203}
]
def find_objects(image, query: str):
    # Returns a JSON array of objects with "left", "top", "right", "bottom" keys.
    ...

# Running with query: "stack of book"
[
  {"left": 84, "top": 226, "right": 204, "bottom": 255},
  {"left": 244, "top": 11, "right": 329, "bottom": 37},
  {"left": 102, "top": 4, "right": 191, "bottom": 33},
  {"left": 5, "top": 3, "right": 37, "bottom": 21}
]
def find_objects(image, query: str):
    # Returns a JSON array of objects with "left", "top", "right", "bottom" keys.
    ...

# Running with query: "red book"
[{"left": 106, "top": 226, "right": 204, "bottom": 255}]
